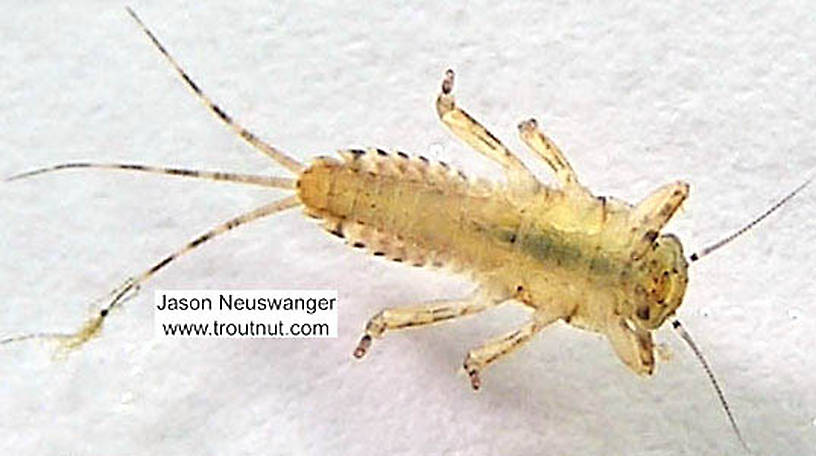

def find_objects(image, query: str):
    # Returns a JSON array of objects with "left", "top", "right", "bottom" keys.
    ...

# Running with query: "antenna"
[
  {"left": 671, "top": 319, "right": 751, "bottom": 453},
  {"left": 689, "top": 176, "right": 813, "bottom": 262}
]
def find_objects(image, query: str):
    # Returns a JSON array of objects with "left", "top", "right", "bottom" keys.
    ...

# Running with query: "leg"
[
  {"left": 126, "top": 8, "right": 304, "bottom": 174},
  {"left": 462, "top": 310, "right": 560, "bottom": 390},
  {"left": 517, "top": 118, "right": 583, "bottom": 190},
  {"left": 629, "top": 181, "right": 689, "bottom": 259},
  {"left": 353, "top": 292, "right": 506, "bottom": 358},
  {"left": 606, "top": 315, "right": 655, "bottom": 376},
  {"left": 435, "top": 70, "right": 538, "bottom": 192}
]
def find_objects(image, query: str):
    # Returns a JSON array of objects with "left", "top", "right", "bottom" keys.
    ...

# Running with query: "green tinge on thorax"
[{"left": 509, "top": 226, "right": 619, "bottom": 276}]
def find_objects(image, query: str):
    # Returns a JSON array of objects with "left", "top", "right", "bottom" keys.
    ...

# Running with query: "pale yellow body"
[
  {"left": 299, "top": 125, "right": 689, "bottom": 381},
  {"left": 325, "top": 73, "right": 692, "bottom": 383},
  {"left": 300, "top": 153, "right": 631, "bottom": 314},
  {"left": 6, "top": 11, "right": 691, "bottom": 387}
]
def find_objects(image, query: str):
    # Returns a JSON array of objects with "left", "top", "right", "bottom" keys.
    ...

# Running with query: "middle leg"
[
  {"left": 353, "top": 292, "right": 507, "bottom": 358},
  {"left": 517, "top": 118, "right": 584, "bottom": 191},
  {"left": 463, "top": 309, "right": 561, "bottom": 390}
]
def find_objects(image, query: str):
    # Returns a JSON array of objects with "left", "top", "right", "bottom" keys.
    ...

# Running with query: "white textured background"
[{"left": 2, "top": 2, "right": 816, "bottom": 455}]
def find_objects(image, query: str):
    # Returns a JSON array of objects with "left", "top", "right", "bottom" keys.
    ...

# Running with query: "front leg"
[
  {"left": 436, "top": 70, "right": 539, "bottom": 193},
  {"left": 462, "top": 310, "right": 560, "bottom": 390},
  {"left": 628, "top": 181, "right": 689, "bottom": 259},
  {"left": 606, "top": 315, "right": 655, "bottom": 376}
]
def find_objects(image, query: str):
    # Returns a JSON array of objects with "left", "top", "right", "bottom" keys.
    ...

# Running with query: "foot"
[
  {"left": 463, "top": 358, "right": 482, "bottom": 390},
  {"left": 353, "top": 334, "right": 372, "bottom": 359},
  {"left": 441, "top": 69, "right": 455, "bottom": 94}
]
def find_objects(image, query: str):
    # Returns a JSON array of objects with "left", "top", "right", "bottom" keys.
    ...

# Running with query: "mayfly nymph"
[{"left": 4, "top": 8, "right": 812, "bottom": 452}]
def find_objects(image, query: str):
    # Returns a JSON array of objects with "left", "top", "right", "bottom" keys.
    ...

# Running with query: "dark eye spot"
[{"left": 636, "top": 305, "right": 651, "bottom": 320}]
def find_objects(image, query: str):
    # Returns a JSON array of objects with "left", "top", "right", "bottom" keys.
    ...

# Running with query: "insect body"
[
  {"left": 4, "top": 8, "right": 810, "bottom": 452},
  {"left": 302, "top": 105, "right": 691, "bottom": 383}
]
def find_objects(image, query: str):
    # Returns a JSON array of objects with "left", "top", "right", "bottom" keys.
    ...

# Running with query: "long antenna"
[
  {"left": 689, "top": 176, "right": 813, "bottom": 262},
  {"left": 671, "top": 319, "right": 751, "bottom": 453}
]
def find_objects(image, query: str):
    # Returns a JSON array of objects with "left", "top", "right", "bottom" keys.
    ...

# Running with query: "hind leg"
[{"left": 436, "top": 70, "right": 539, "bottom": 193}]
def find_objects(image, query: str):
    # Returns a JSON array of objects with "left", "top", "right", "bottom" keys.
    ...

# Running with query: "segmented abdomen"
[{"left": 296, "top": 148, "right": 523, "bottom": 281}]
